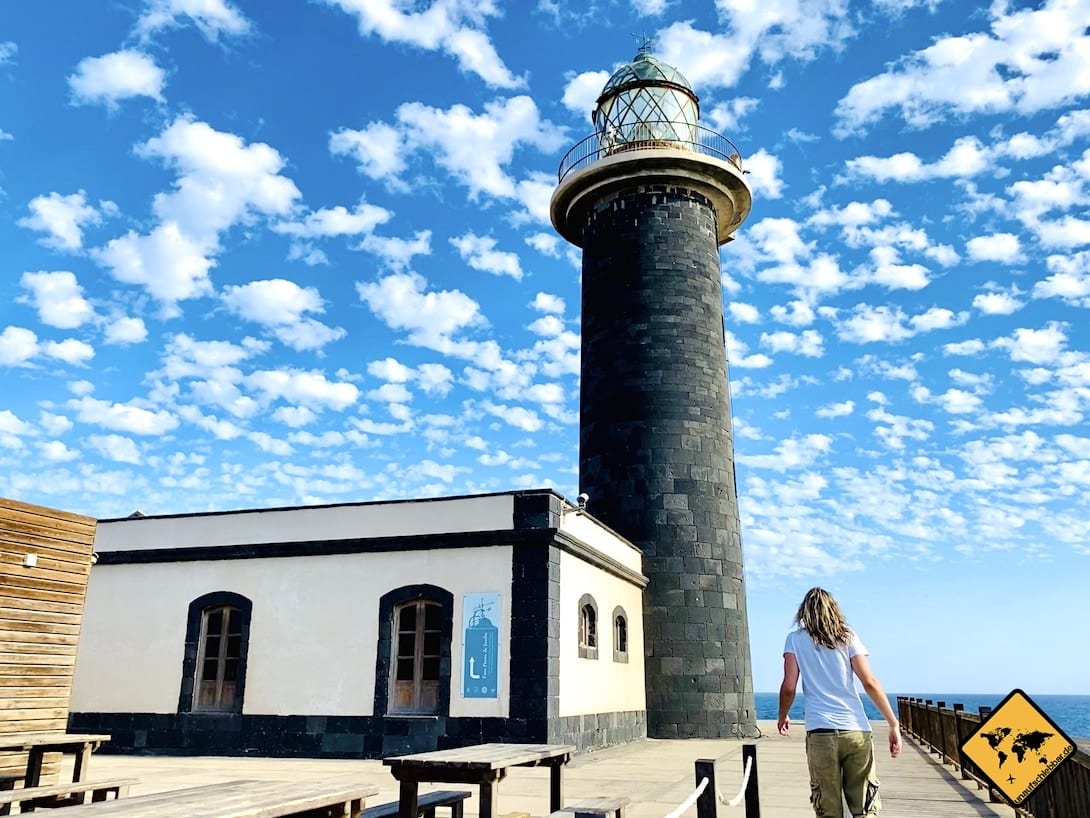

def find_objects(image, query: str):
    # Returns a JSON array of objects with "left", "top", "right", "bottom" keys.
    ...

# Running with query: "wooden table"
[
  {"left": 32, "top": 779, "right": 380, "bottom": 817},
  {"left": 384, "top": 743, "right": 575, "bottom": 818},
  {"left": 0, "top": 732, "right": 111, "bottom": 787}
]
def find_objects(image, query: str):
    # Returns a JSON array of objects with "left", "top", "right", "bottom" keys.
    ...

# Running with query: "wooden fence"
[
  {"left": 0, "top": 496, "right": 97, "bottom": 780},
  {"left": 897, "top": 696, "right": 1090, "bottom": 818}
]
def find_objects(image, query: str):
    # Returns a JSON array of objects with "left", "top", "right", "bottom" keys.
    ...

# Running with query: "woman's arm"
[
  {"left": 850, "top": 653, "right": 902, "bottom": 757},
  {"left": 777, "top": 652, "right": 800, "bottom": 736}
]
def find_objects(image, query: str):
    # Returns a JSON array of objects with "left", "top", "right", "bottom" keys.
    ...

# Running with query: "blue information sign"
[{"left": 462, "top": 592, "right": 500, "bottom": 699}]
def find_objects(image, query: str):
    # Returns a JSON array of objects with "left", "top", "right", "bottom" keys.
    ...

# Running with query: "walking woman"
[{"left": 777, "top": 587, "right": 902, "bottom": 817}]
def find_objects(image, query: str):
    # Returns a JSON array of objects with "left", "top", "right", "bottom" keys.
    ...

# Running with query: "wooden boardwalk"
[{"left": 76, "top": 721, "right": 1021, "bottom": 818}]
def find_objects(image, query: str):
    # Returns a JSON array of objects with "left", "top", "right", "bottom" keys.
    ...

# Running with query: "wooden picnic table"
[
  {"left": 384, "top": 743, "right": 575, "bottom": 818},
  {"left": 29, "top": 779, "right": 380, "bottom": 817},
  {"left": 0, "top": 731, "right": 112, "bottom": 787}
]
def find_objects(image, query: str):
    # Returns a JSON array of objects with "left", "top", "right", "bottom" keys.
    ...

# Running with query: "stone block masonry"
[{"left": 578, "top": 184, "right": 757, "bottom": 739}]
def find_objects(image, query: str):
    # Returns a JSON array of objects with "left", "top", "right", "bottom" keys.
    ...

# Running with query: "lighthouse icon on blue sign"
[{"left": 462, "top": 593, "right": 499, "bottom": 698}]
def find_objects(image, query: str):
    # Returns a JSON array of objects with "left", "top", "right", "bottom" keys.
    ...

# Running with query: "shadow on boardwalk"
[{"left": 74, "top": 721, "right": 1016, "bottom": 818}]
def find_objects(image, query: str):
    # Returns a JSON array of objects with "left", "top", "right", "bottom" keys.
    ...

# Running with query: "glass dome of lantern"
[{"left": 592, "top": 46, "right": 699, "bottom": 154}]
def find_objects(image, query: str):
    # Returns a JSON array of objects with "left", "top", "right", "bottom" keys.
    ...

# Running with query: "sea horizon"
[{"left": 754, "top": 692, "right": 1090, "bottom": 739}]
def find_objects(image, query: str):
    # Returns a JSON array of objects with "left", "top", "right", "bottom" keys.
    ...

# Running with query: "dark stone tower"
[{"left": 550, "top": 49, "right": 757, "bottom": 738}]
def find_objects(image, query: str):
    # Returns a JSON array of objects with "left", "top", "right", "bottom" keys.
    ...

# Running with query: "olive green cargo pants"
[{"left": 805, "top": 729, "right": 881, "bottom": 817}]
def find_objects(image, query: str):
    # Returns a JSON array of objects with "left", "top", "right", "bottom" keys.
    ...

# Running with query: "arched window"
[
  {"left": 578, "top": 593, "right": 598, "bottom": 659},
  {"left": 613, "top": 606, "right": 629, "bottom": 663},
  {"left": 374, "top": 585, "right": 453, "bottom": 719},
  {"left": 178, "top": 592, "right": 252, "bottom": 714},
  {"left": 390, "top": 599, "right": 442, "bottom": 714}
]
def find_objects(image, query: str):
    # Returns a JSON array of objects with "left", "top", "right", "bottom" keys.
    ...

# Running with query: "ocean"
[{"left": 754, "top": 692, "right": 1090, "bottom": 740}]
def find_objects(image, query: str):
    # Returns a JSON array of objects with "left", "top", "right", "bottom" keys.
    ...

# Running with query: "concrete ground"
[{"left": 63, "top": 721, "right": 1017, "bottom": 818}]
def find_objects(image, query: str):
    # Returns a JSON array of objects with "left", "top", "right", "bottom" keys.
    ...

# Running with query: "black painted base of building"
[{"left": 68, "top": 709, "right": 647, "bottom": 758}]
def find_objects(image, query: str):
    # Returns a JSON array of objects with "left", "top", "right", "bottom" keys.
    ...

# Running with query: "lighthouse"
[{"left": 550, "top": 47, "right": 757, "bottom": 739}]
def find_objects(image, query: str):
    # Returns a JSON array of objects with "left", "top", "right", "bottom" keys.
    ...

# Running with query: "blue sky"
[{"left": 2, "top": 0, "right": 1088, "bottom": 697}]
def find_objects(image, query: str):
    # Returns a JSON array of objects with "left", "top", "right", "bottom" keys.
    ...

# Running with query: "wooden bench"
[
  {"left": 550, "top": 795, "right": 630, "bottom": 818},
  {"left": 18, "top": 779, "right": 380, "bottom": 817},
  {"left": 0, "top": 777, "right": 138, "bottom": 813},
  {"left": 364, "top": 790, "right": 472, "bottom": 818}
]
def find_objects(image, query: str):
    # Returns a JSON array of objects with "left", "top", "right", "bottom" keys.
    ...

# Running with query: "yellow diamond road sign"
[{"left": 961, "top": 689, "right": 1076, "bottom": 806}]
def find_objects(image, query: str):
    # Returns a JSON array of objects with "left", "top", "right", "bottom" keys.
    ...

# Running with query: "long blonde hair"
[{"left": 794, "top": 587, "right": 852, "bottom": 649}]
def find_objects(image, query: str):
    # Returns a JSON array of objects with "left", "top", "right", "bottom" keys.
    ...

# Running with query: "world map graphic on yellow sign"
[{"left": 961, "top": 689, "right": 1075, "bottom": 806}]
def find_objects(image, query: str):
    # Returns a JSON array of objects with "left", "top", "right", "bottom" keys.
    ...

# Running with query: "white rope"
[
  {"left": 717, "top": 755, "right": 753, "bottom": 808},
  {"left": 662, "top": 776, "right": 708, "bottom": 818},
  {"left": 661, "top": 754, "right": 755, "bottom": 818}
]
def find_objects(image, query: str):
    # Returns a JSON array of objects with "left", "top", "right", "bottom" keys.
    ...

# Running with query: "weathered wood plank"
[
  {"left": 0, "top": 556, "right": 91, "bottom": 582},
  {"left": 0, "top": 599, "right": 86, "bottom": 619},
  {"left": 0, "top": 573, "right": 90, "bottom": 598},
  {"left": 14, "top": 779, "right": 381, "bottom": 817},
  {"left": 0, "top": 652, "right": 78, "bottom": 667},
  {"left": 0, "top": 618, "right": 82, "bottom": 636},
  {"left": 0, "top": 628, "right": 81, "bottom": 646},
  {"left": 0, "top": 529, "right": 97, "bottom": 556}
]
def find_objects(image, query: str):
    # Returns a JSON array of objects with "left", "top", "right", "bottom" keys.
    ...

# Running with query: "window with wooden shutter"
[
  {"left": 389, "top": 599, "right": 442, "bottom": 714},
  {"left": 178, "top": 591, "right": 251, "bottom": 715},
  {"left": 194, "top": 604, "right": 244, "bottom": 712}
]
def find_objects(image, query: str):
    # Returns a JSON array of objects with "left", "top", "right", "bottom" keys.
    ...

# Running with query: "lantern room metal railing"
[{"left": 557, "top": 121, "right": 744, "bottom": 183}]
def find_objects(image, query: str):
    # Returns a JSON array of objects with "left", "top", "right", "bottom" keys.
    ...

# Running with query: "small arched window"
[
  {"left": 178, "top": 591, "right": 252, "bottom": 715},
  {"left": 613, "top": 606, "right": 629, "bottom": 663},
  {"left": 390, "top": 598, "right": 443, "bottom": 715},
  {"left": 578, "top": 593, "right": 598, "bottom": 659}
]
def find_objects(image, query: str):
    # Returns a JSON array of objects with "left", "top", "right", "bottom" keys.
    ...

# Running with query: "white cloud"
[
  {"left": 973, "top": 288, "right": 1025, "bottom": 315},
  {"left": 334, "top": 96, "right": 565, "bottom": 202},
  {"left": 329, "top": 123, "right": 407, "bottom": 188},
  {"left": 68, "top": 51, "right": 165, "bottom": 108},
  {"left": 738, "top": 434, "right": 833, "bottom": 471},
  {"left": 835, "top": 0, "right": 1090, "bottom": 133},
  {"left": 1, "top": 327, "right": 96, "bottom": 368},
  {"left": 991, "top": 323, "right": 1068, "bottom": 365},
  {"left": 19, "top": 271, "right": 95, "bottom": 329},
  {"left": 967, "top": 232, "right": 1023, "bottom": 263},
  {"left": 42, "top": 338, "right": 95, "bottom": 365},
  {"left": 358, "top": 230, "right": 433, "bottom": 272},
  {"left": 89, "top": 434, "right": 142, "bottom": 464},
  {"left": 322, "top": 0, "right": 523, "bottom": 88},
  {"left": 94, "top": 117, "right": 301, "bottom": 312},
  {"left": 67, "top": 396, "right": 179, "bottom": 435},
  {"left": 221, "top": 279, "right": 345, "bottom": 353},
  {"left": 760, "top": 329, "right": 824, "bottom": 357},
  {"left": 0, "top": 42, "right": 16, "bottom": 65},
  {"left": 245, "top": 368, "right": 360, "bottom": 411},
  {"left": 39, "top": 440, "right": 80, "bottom": 462},
  {"left": 830, "top": 303, "right": 967, "bottom": 344},
  {"left": 95, "top": 223, "right": 214, "bottom": 312},
  {"left": 274, "top": 200, "right": 390, "bottom": 238},
  {"left": 1034, "top": 250, "right": 1090, "bottom": 306},
  {"left": 103, "top": 316, "right": 148, "bottom": 345},
  {"left": 137, "top": 116, "right": 300, "bottom": 239},
  {"left": 743, "top": 149, "right": 784, "bottom": 199},
  {"left": 561, "top": 70, "right": 609, "bottom": 117},
  {"left": 532, "top": 292, "right": 566, "bottom": 315},
  {"left": 725, "top": 330, "right": 774, "bottom": 369},
  {"left": 481, "top": 400, "right": 544, "bottom": 432},
  {"left": 729, "top": 302, "right": 761, "bottom": 324},
  {"left": 357, "top": 272, "right": 485, "bottom": 347},
  {"left": 451, "top": 233, "right": 523, "bottom": 279},
  {"left": 844, "top": 136, "right": 990, "bottom": 182},
  {"left": 526, "top": 232, "right": 561, "bottom": 257},
  {"left": 816, "top": 400, "right": 854, "bottom": 418},
  {"left": 633, "top": 0, "right": 669, "bottom": 14},
  {"left": 18, "top": 191, "right": 106, "bottom": 250},
  {"left": 136, "top": 0, "right": 251, "bottom": 41}
]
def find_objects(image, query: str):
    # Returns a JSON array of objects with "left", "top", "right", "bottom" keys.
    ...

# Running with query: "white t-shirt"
[{"left": 784, "top": 628, "right": 871, "bottom": 732}]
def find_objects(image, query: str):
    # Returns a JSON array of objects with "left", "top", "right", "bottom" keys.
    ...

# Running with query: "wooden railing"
[{"left": 897, "top": 696, "right": 1090, "bottom": 817}]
